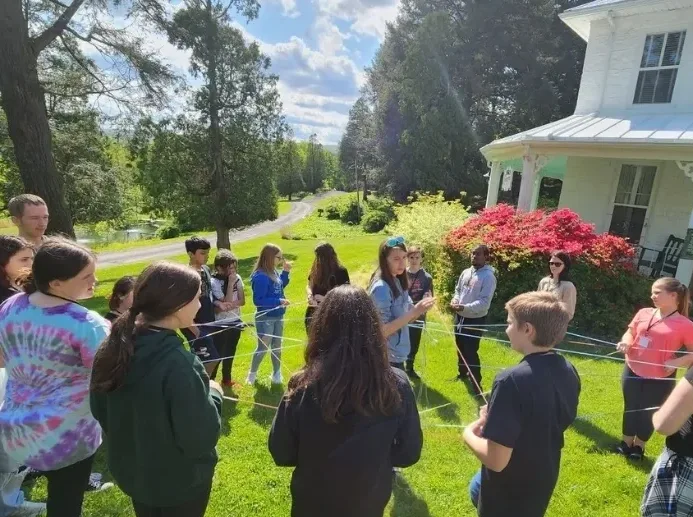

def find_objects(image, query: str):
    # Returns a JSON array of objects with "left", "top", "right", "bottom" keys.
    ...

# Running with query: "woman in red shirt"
[{"left": 616, "top": 277, "right": 693, "bottom": 461}]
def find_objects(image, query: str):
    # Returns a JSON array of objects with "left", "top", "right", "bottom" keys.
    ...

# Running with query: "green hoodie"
[{"left": 90, "top": 328, "right": 223, "bottom": 507}]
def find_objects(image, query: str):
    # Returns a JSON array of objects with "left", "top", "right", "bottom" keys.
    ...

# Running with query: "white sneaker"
[
  {"left": 8, "top": 501, "right": 46, "bottom": 517},
  {"left": 246, "top": 371, "right": 257, "bottom": 385},
  {"left": 270, "top": 372, "right": 283, "bottom": 385}
]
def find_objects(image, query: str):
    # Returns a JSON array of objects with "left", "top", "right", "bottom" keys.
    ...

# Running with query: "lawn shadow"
[
  {"left": 571, "top": 417, "right": 655, "bottom": 474},
  {"left": 249, "top": 382, "right": 284, "bottom": 428},
  {"left": 221, "top": 392, "right": 241, "bottom": 436},
  {"left": 413, "top": 380, "right": 460, "bottom": 424},
  {"left": 390, "top": 474, "right": 431, "bottom": 517}
]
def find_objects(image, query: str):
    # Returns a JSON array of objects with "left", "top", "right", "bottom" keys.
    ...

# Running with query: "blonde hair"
[
  {"left": 505, "top": 291, "right": 571, "bottom": 348},
  {"left": 253, "top": 243, "right": 282, "bottom": 277},
  {"left": 654, "top": 277, "right": 691, "bottom": 316}
]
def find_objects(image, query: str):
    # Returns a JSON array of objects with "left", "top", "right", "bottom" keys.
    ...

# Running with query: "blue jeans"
[
  {"left": 469, "top": 470, "right": 482, "bottom": 509},
  {"left": 249, "top": 316, "right": 284, "bottom": 375}
]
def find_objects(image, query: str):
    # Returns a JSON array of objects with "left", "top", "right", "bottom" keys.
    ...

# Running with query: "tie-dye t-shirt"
[{"left": 0, "top": 293, "right": 109, "bottom": 471}]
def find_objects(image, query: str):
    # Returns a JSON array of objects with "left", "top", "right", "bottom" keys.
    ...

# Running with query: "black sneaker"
[
  {"left": 629, "top": 445, "right": 645, "bottom": 461},
  {"left": 455, "top": 373, "right": 468, "bottom": 381},
  {"left": 615, "top": 441, "right": 632, "bottom": 456}
]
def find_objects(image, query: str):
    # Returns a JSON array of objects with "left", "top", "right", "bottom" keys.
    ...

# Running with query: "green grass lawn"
[{"left": 22, "top": 228, "right": 661, "bottom": 516}]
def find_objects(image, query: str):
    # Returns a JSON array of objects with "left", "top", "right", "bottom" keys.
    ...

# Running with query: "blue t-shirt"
[{"left": 369, "top": 278, "right": 413, "bottom": 364}]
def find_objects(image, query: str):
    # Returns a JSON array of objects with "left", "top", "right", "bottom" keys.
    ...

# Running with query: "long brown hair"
[
  {"left": 91, "top": 262, "right": 201, "bottom": 393},
  {"left": 369, "top": 239, "right": 408, "bottom": 298},
  {"left": 654, "top": 277, "right": 691, "bottom": 316},
  {"left": 108, "top": 276, "right": 137, "bottom": 311},
  {"left": 0, "top": 235, "right": 33, "bottom": 288},
  {"left": 287, "top": 285, "right": 402, "bottom": 424},
  {"left": 309, "top": 242, "right": 342, "bottom": 293},
  {"left": 253, "top": 243, "right": 281, "bottom": 278}
]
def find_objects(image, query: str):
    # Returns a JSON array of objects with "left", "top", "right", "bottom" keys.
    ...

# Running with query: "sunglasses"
[
  {"left": 386, "top": 236, "right": 405, "bottom": 247},
  {"left": 549, "top": 261, "right": 564, "bottom": 267}
]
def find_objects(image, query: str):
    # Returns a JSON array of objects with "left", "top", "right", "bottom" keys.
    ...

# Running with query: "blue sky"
[{"left": 83, "top": 0, "right": 401, "bottom": 145}]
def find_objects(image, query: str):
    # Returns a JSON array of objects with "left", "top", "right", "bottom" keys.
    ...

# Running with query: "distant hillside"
[{"left": 324, "top": 144, "right": 339, "bottom": 155}]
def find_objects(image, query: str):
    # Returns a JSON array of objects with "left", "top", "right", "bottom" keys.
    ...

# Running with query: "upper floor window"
[{"left": 633, "top": 31, "right": 686, "bottom": 104}]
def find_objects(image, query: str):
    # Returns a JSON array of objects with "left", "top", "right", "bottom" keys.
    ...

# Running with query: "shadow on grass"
[
  {"left": 413, "top": 380, "right": 461, "bottom": 424},
  {"left": 571, "top": 417, "right": 655, "bottom": 474},
  {"left": 221, "top": 392, "right": 242, "bottom": 436},
  {"left": 249, "top": 382, "right": 284, "bottom": 428},
  {"left": 390, "top": 474, "right": 431, "bottom": 517}
]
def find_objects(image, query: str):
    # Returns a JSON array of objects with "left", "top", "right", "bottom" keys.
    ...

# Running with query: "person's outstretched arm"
[{"left": 653, "top": 368, "right": 693, "bottom": 436}]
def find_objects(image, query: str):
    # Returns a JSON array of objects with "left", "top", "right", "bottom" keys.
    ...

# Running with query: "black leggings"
[
  {"left": 408, "top": 321, "right": 424, "bottom": 367},
  {"left": 212, "top": 325, "right": 242, "bottom": 382},
  {"left": 43, "top": 453, "right": 95, "bottom": 517},
  {"left": 622, "top": 365, "right": 676, "bottom": 442}
]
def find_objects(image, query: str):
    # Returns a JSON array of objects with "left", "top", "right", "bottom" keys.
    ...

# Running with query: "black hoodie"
[{"left": 90, "top": 327, "right": 223, "bottom": 507}]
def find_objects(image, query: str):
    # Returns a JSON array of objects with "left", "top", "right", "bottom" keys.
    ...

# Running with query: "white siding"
[
  {"left": 645, "top": 161, "right": 693, "bottom": 249},
  {"left": 558, "top": 157, "right": 693, "bottom": 250},
  {"left": 575, "top": 8, "right": 693, "bottom": 115}
]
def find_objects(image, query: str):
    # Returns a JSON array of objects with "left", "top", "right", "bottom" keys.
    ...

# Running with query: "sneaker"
[
  {"left": 628, "top": 445, "right": 645, "bottom": 461},
  {"left": 270, "top": 372, "right": 283, "bottom": 385},
  {"left": 8, "top": 501, "right": 46, "bottom": 517},
  {"left": 86, "top": 473, "right": 114, "bottom": 492},
  {"left": 615, "top": 441, "right": 632, "bottom": 456},
  {"left": 245, "top": 371, "right": 257, "bottom": 385}
]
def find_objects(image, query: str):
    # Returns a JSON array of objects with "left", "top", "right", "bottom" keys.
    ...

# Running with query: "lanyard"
[
  {"left": 646, "top": 309, "right": 678, "bottom": 333},
  {"left": 41, "top": 291, "right": 79, "bottom": 305}
]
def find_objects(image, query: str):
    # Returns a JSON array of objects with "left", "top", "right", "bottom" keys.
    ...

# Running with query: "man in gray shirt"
[{"left": 450, "top": 245, "right": 497, "bottom": 395}]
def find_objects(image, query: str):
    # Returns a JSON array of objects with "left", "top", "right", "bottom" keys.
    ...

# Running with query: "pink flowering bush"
[{"left": 437, "top": 205, "right": 651, "bottom": 338}]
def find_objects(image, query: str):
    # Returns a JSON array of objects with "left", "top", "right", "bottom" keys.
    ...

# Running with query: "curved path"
[{"left": 97, "top": 191, "right": 340, "bottom": 269}]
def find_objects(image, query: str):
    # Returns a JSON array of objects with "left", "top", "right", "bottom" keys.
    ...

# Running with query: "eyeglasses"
[
  {"left": 386, "top": 236, "right": 405, "bottom": 247},
  {"left": 549, "top": 261, "right": 564, "bottom": 267}
]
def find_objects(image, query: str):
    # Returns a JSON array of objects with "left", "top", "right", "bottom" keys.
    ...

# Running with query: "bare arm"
[
  {"left": 653, "top": 375, "right": 693, "bottom": 436},
  {"left": 463, "top": 419, "right": 513, "bottom": 472}
]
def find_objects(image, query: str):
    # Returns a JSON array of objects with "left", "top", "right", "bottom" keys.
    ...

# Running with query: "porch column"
[
  {"left": 485, "top": 161, "right": 502, "bottom": 208},
  {"left": 530, "top": 174, "right": 542, "bottom": 211},
  {"left": 676, "top": 209, "right": 693, "bottom": 288},
  {"left": 518, "top": 154, "right": 538, "bottom": 211}
]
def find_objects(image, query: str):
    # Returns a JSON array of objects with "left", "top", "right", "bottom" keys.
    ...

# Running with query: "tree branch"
[{"left": 32, "top": 0, "right": 88, "bottom": 54}]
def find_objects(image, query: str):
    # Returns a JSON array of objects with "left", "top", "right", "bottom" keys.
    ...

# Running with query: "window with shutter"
[{"left": 633, "top": 31, "right": 686, "bottom": 104}]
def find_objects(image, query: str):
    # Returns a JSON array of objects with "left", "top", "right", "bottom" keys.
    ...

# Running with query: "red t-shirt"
[{"left": 626, "top": 308, "right": 693, "bottom": 378}]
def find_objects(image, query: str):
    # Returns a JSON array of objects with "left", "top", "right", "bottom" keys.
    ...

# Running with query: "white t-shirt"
[{"left": 211, "top": 275, "right": 244, "bottom": 323}]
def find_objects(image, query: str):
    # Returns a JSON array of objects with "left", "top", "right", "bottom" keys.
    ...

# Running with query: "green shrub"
[
  {"left": 338, "top": 198, "right": 363, "bottom": 224},
  {"left": 324, "top": 203, "right": 341, "bottom": 220},
  {"left": 438, "top": 204, "right": 652, "bottom": 339},
  {"left": 387, "top": 192, "right": 469, "bottom": 284},
  {"left": 365, "top": 197, "right": 395, "bottom": 219},
  {"left": 362, "top": 210, "right": 390, "bottom": 233},
  {"left": 156, "top": 224, "right": 181, "bottom": 239}
]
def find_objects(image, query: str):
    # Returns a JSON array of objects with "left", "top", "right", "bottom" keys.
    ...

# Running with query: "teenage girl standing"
[
  {"left": 248, "top": 244, "right": 292, "bottom": 385},
  {"left": 616, "top": 277, "right": 693, "bottom": 461}
]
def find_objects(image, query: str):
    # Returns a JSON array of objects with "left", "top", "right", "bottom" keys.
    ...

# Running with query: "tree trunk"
[
  {"left": 216, "top": 224, "right": 230, "bottom": 250},
  {"left": 0, "top": 0, "right": 75, "bottom": 237},
  {"left": 206, "top": 0, "right": 227, "bottom": 249},
  {"left": 362, "top": 171, "right": 368, "bottom": 201},
  {"left": 288, "top": 192, "right": 292, "bottom": 201}
]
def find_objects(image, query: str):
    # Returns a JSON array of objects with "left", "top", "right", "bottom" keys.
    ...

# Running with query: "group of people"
[{"left": 1, "top": 194, "right": 693, "bottom": 517}]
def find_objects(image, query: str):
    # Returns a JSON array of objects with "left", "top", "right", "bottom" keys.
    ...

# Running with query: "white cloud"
[
  {"left": 314, "top": 0, "right": 401, "bottom": 40},
  {"left": 266, "top": 0, "right": 300, "bottom": 18},
  {"left": 312, "top": 13, "right": 350, "bottom": 55}
]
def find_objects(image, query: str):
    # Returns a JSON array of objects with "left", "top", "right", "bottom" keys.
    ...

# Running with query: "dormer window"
[{"left": 633, "top": 31, "right": 686, "bottom": 104}]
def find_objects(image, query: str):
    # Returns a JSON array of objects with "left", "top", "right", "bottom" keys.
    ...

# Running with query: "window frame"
[{"left": 633, "top": 31, "right": 687, "bottom": 105}]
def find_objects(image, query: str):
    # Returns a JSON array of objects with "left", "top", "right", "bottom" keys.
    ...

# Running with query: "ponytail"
[
  {"left": 678, "top": 284, "right": 691, "bottom": 317},
  {"left": 91, "top": 308, "right": 139, "bottom": 393},
  {"left": 18, "top": 272, "right": 38, "bottom": 294}
]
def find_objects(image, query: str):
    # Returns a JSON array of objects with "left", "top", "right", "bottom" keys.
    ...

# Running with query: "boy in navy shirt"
[{"left": 464, "top": 291, "right": 580, "bottom": 517}]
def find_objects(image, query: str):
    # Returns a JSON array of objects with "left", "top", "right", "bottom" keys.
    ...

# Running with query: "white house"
[{"left": 480, "top": 0, "right": 693, "bottom": 273}]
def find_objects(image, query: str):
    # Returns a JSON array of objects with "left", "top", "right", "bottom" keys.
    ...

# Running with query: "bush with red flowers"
[{"left": 436, "top": 204, "right": 652, "bottom": 338}]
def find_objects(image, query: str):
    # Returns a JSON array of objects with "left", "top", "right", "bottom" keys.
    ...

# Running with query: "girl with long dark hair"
[
  {"left": 368, "top": 237, "right": 435, "bottom": 370},
  {"left": 0, "top": 235, "right": 33, "bottom": 305},
  {"left": 104, "top": 275, "right": 136, "bottom": 322},
  {"left": 90, "top": 261, "right": 223, "bottom": 517},
  {"left": 304, "top": 243, "right": 349, "bottom": 332},
  {"left": 538, "top": 250, "right": 577, "bottom": 319},
  {"left": 616, "top": 277, "right": 693, "bottom": 461},
  {"left": 0, "top": 238, "right": 109, "bottom": 517},
  {"left": 269, "top": 285, "right": 423, "bottom": 517}
]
